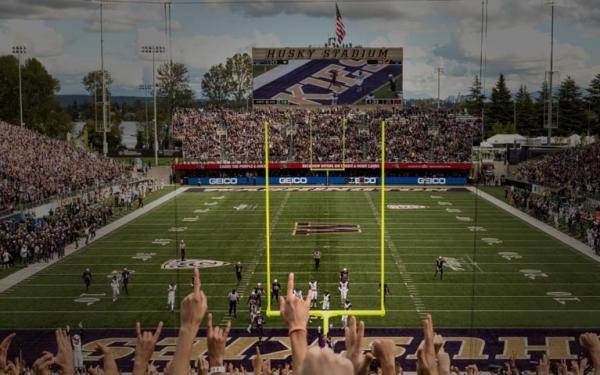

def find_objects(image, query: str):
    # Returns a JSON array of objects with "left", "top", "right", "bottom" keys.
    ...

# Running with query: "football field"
[{"left": 1, "top": 187, "right": 599, "bottom": 330}]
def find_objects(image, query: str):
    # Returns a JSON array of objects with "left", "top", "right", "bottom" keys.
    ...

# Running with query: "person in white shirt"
[
  {"left": 309, "top": 280, "right": 318, "bottom": 308},
  {"left": 341, "top": 299, "right": 352, "bottom": 329},
  {"left": 167, "top": 283, "right": 177, "bottom": 311},
  {"left": 111, "top": 275, "right": 120, "bottom": 302},
  {"left": 338, "top": 280, "right": 349, "bottom": 303},
  {"left": 71, "top": 334, "right": 84, "bottom": 372},
  {"left": 322, "top": 291, "right": 331, "bottom": 310}
]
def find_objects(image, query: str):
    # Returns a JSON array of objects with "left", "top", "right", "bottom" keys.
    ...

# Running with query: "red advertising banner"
[{"left": 175, "top": 162, "right": 472, "bottom": 171}]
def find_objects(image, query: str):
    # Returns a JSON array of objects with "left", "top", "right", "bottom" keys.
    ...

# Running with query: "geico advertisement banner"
[{"left": 187, "top": 177, "right": 467, "bottom": 185}]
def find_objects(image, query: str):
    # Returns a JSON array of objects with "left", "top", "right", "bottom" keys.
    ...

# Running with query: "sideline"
[
  {"left": 0, "top": 186, "right": 189, "bottom": 293},
  {"left": 468, "top": 186, "right": 600, "bottom": 263}
]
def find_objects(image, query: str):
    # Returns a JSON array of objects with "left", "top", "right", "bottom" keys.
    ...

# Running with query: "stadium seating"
[
  {"left": 172, "top": 108, "right": 481, "bottom": 163},
  {"left": 0, "top": 121, "right": 132, "bottom": 212},
  {"left": 514, "top": 143, "right": 600, "bottom": 198}
]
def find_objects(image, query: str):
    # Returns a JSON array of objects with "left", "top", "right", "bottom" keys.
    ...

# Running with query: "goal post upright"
[{"left": 264, "top": 116, "right": 386, "bottom": 335}]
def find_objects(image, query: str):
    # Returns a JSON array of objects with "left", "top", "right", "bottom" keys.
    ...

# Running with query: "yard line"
[
  {"left": 466, "top": 255, "right": 484, "bottom": 273},
  {"left": 3, "top": 309, "right": 600, "bottom": 314}
]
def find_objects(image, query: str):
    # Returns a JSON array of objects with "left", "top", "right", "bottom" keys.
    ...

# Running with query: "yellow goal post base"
[{"left": 263, "top": 119, "right": 387, "bottom": 335}]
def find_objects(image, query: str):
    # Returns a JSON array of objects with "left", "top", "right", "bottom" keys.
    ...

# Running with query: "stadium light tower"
[
  {"left": 141, "top": 45, "right": 165, "bottom": 166},
  {"left": 12, "top": 45, "right": 27, "bottom": 127},
  {"left": 436, "top": 66, "right": 444, "bottom": 110},
  {"left": 139, "top": 84, "right": 153, "bottom": 149},
  {"left": 545, "top": 0, "right": 555, "bottom": 145}
]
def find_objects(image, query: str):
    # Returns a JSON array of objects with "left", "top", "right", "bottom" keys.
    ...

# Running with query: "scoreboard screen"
[{"left": 252, "top": 47, "right": 403, "bottom": 106}]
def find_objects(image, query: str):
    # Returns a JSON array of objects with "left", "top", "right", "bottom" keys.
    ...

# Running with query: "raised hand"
[
  {"left": 279, "top": 273, "right": 311, "bottom": 372},
  {"left": 372, "top": 339, "right": 397, "bottom": 375},
  {"left": 580, "top": 332, "right": 600, "bottom": 369},
  {"left": 0, "top": 333, "right": 16, "bottom": 372},
  {"left": 53, "top": 329, "right": 75, "bottom": 375},
  {"left": 207, "top": 313, "right": 232, "bottom": 368},
  {"left": 537, "top": 354, "right": 550, "bottom": 375},
  {"left": 133, "top": 321, "right": 163, "bottom": 375},
  {"left": 466, "top": 364, "right": 480, "bottom": 375},
  {"left": 197, "top": 356, "right": 209, "bottom": 375},
  {"left": 181, "top": 268, "right": 208, "bottom": 329},
  {"left": 344, "top": 317, "right": 374, "bottom": 375},
  {"left": 299, "top": 347, "right": 354, "bottom": 375},
  {"left": 416, "top": 315, "right": 438, "bottom": 375},
  {"left": 172, "top": 269, "right": 208, "bottom": 375},
  {"left": 32, "top": 352, "right": 54, "bottom": 375},
  {"left": 96, "top": 343, "right": 119, "bottom": 375}
]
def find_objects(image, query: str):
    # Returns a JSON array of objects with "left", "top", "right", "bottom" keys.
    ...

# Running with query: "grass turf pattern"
[{"left": 0, "top": 189, "right": 599, "bottom": 330}]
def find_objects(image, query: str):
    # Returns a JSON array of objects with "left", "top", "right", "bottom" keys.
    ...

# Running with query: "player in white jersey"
[
  {"left": 111, "top": 275, "right": 120, "bottom": 302},
  {"left": 293, "top": 289, "right": 303, "bottom": 299},
  {"left": 167, "top": 283, "right": 177, "bottom": 311},
  {"left": 341, "top": 299, "right": 352, "bottom": 329},
  {"left": 338, "top": 280, "right": 349, "bottom": 303},
  {"left": 322, "top": 290, "right": 331, "bottom": 310},
  {"left": 309, "top": 280, "right": 318, "bottom": 308},
  {"left": 71, "top": 334, "right": 84, "bottom": 372}
]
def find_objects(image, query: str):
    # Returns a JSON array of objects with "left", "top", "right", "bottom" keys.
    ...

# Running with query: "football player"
[
  {"left": 434, "top": 256, "right": 445, "bottom": 280},
  {"left": 167, "top": 283, "right": 177, "bottom": 311},
  {"left": 309, "top": 279, "right": 318, "bottom": 308},
  {"left": 338, "top": 280, "right": 349, "bottom": 304},
  {"left": 235, "top": 262, "right": 243, "bottom": 284},
  {"left": 179, "top": 240, "right": 186, "bottom": 261},
  {"left": 341, "top": 299, "right": 352, "bottom": 329},
  {"left": 121, "top": 268, "right": 130, "bottom": 295},
  {"left": 340, "top": 267, "right": 349, "bottom": 282},
  {"left": 82, "top": 268, "right": 92, "bottom": 291},
  {"left": 110, "top": 275, "right": 120, "bottom": 302},
  {"left": 271, "top": 279, "right": 281, "bottom": 303},
  {"left": 322, "top": 290, "right": 331, "bottom": 311}
]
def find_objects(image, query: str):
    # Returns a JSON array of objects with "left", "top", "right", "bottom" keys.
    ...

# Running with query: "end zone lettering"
[
  {"left": 278, "top": 177, "right": 308, "bottom": 184},
  {"left": 208, "top": 178, "right": 238, "bottom": 185},
  {"left": 417, "top": 177, "right": 447, "bottom": 185}
]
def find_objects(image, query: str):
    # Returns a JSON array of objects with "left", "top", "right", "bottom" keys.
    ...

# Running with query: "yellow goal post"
[{"left": 263, "top": 118, "right": 387, "bottom": 335}]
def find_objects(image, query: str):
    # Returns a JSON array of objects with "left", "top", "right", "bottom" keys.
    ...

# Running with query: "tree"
[
  {"left": 466, "top": 75, "right": 484, "bottom": 116},
  {"left": 82, "top": 70, "right": 113, "bottom": 98},
  {"left": 586, "top": 73, "right": 600, "bottom": 134},
  {"left": 157, "top": 62, "right": 195, "bottom": 114},
  {"left": 486, "top": 73, "right": 513, "bottom": 127},
  {"left": 514, "top": 85, "right": 536, "bottom": 135},
  {"left": 201, "top": 64, "right": 232, "bottom": 104},
  {"left": 225, "top": 53, "right": 252, "bottom": 107},
  {"left": 557, "top": 76, "right": 586, "bottom": 135}
]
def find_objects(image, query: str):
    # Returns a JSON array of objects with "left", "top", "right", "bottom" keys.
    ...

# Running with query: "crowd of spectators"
[
  {"left": 0, "top": 121, "right": 133, "bottom": 213},
  {"left": 172, "top": 108, "right": 481, "bottom": 164},
  {"left": 514, "top": 143, "right": 600, "bottom": 198},
  {"left": 0, "top": 180, "right": 163, "bottom": 271},
  {"left": 507, "top": 187, "right": 600, "bottom": 255},
  {"left": 1, "top": 271, "right": 600, "bottom": 375}
]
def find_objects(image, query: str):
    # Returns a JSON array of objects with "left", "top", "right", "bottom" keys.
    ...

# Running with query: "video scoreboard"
[{"left": 252, "top": 47, "right": 403, "bottom": 106}]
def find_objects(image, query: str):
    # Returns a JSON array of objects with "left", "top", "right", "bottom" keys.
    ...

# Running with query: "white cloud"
[{"left": 0, "top": 20, "right": 65, "bottom": 57}]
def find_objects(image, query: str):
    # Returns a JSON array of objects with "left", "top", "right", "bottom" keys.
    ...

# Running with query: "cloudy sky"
[{"left": 0, "top": 0, "right": 598, "bottom": 99}]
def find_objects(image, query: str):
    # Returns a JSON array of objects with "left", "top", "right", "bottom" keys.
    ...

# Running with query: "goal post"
[{"left": 264, "top": 119, "right": 387, "bottom": 334}]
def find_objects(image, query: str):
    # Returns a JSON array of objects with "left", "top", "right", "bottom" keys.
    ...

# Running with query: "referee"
[
  {"left": 313, "top": 250, "right": 321, "bottom": 271},
  {"left": 227, "top": 289, "right": 239, "bottom": 318}
]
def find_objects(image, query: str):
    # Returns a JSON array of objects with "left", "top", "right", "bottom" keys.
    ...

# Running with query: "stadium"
[{"left": 0, "top": 0, "right": 599, "bottom": 374}]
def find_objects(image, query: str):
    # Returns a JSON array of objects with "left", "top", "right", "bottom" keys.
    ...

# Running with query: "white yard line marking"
[{"left": 466, "top": 255, "right": 484, "bottom": 273}]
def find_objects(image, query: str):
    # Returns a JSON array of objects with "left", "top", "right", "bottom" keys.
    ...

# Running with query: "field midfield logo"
[
  {"left": 387, "top": 204, "right": 428, "bottom": 210},
  {"left": 498, "top": 251, "right": 522, "bottom": 260},
  {"left": 546, "top": 291, "right": 580, "bottom": 305},
  {"left": 132, "top": 252, "right": 156, "bottom": 261},
  {"left": 455, "top": 216, "right": 473, "bottom": 222},
  {"left": 482, "top": 238, "right": 503, "bottom": 245},
  {"left": 152, "top": 239, "right": 172, "bottom": 246},
  {"left": 169, "top": 227, "right": 187, "bottom": 232},
  {"left": 74, "top": 293, "right": 105, "bottom": 306},
  {"left": 182, "top": 216, "right": 199, "bottom": 222},
  {"left": 161, "top": 259, "right": 230, "bottom": 270},
  {"left": 467, "top": 226, "right": 486, "bottom": 232},
  {"left": 520, "top": 269, "right": 548, "bottom": 280}
]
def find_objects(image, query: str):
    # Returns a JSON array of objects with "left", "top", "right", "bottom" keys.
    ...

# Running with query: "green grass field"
[{"left": 1, "top": 188, "right": 599, "bottom": 330}]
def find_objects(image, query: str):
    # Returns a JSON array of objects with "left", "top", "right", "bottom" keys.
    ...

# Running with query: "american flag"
[{"left": 335, "top": 3, "right": 346, "bottom": 44}]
